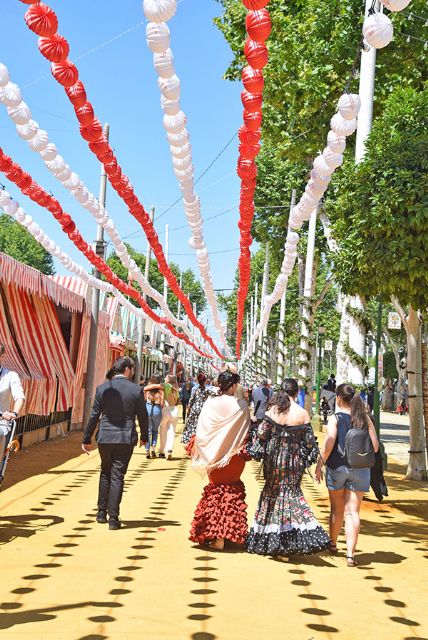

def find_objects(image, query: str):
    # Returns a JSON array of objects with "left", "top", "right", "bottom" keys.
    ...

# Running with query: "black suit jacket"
[{"left": 82, "top": 376, "right": 148, "bottom": 445}]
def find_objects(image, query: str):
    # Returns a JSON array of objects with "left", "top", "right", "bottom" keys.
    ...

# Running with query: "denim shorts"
[{"left": 326, "top": 465, "right": 370, "bottom": 492}]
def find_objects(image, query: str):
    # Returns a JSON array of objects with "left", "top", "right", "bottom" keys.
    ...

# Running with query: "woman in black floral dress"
[
  {"left": 181, "top": 373, "right": 213, "bottom": 445},
  {"left": 246, "top": 378, "right": 331, "bottom": 557}
]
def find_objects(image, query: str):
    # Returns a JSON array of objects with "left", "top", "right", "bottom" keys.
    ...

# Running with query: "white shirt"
[{"left": 0, "top": 367, "right": 25, "bottom": 414}]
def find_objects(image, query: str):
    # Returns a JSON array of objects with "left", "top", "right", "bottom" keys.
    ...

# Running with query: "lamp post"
[{"left": 315, "top": 326, "right": 326, "bottom": 414}]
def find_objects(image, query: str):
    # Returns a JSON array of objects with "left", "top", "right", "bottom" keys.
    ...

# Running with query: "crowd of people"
[{"left": 81, "top": 357, "right": 379, "bottom": 566}]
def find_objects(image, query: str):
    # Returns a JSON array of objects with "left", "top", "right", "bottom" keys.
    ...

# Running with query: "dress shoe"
[
  {"left": 96, "top": 510, "right": 107, "bottom": 524},
  {"left": 109, "top": 518, "right": 121, "bottom": 530}
]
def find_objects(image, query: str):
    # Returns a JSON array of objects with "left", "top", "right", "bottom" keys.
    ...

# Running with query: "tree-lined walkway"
[{"left": 0, "top": 425, "right": 427, "bottom": 640}]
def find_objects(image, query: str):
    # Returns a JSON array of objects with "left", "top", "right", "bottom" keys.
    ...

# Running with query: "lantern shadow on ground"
[
  {"left": 0, "top": 513, "right": 63, "bottom": 544},
  {"left": 0, "top": 601, "right": 121, "bottom": 630}
]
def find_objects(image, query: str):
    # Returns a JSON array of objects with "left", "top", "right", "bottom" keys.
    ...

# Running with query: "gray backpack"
[{"left": 342, "top": 426, "right": 375, "bottom": 469}]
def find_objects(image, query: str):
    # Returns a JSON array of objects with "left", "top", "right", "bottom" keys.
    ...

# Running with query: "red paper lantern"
[
  {"left": 237, "top": 158, "right": 257, "bottom": 180},
  {"left": 20, "top": 1, "right": 39, "bottom": 4},
  {"left": 17, "top": 174, "right": 33, "bottom": 190},
  {"left": 38, "top": 34, "right": 69, "bottom": 63},
  {"left": 52, "top": 60, "right": 79, "bottom": 88},
  {"left": 74, "top": 102, "right": 94, "bottom": 126},
  {"left": 241, "top": 175, "right": 257, "bottom": 190},
  {"left": 80, "top": 118, "right": 103, "bottom": 143},
  {"left": 25, "top": 3, "right": 58, "bottom": 37},
  {"left": 65, "top": 81, "right": 87, "bottom": 108},
  {"left": 246, "top": 9, "right": 271, "bottom": 42},
  {"left": 241, "top": 90, "right": 263, "bottom": 113},
  {"left": 244, "top": 38, "right": 268, "bottom": 70},
  {"left": 242, "top": 66, "right": 264, "bottom": 93},
  {"left": 89, "top": 139, "right": 110, "bottom": 157},
  {"left": 238, "top": 142, "right": 261, "bottom": 159},
  {"left": 243, "top": 110, "right": 262, "bottom": 131},
  {"left": 242, "top": 0, "right": 269, "bottom": 8},
  {"left": 238, "top": 220, "right": 252, "bottom": 232},
  {"left": 104, "top": 160, "right": 118, "bottom": 177},
  {"left": 0, "top": 153, "right": 12, "bottom": 172}
]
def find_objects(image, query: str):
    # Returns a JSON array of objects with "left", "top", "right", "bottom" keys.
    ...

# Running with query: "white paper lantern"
[
  {"left": 0, "top": 190, "right": 11, "bottom": 206},
  {"left": 7, "top": 102, "right": 31, "bottom": 125},
  {"left": 28, "top": 129, "right": 49, "bottom": 152},
  {"left": 143, "top": 0, "right": 177, "bottom": 23},
  {"left": 310, "top": 169, "right": 332, "bottom": 187},
  {"left": 62, "top": 172, "right": 80, "bottom": 190},
  {"left": 76, "top": 188, "right": 89, "bottom": 205},
  {"left": 327, "top": 130, "right": 346, "bottom": 154},
  {"left": 174, "top": 166, "right": 193, "bottom": 180},
  {"left": 338, "top": 93, "right": 361, "bottom": 120},
  {"left": 161, "top": 94, "right": 180, "bottom": 115},
  {"left": 0, "top": 63, "right": 10, "bottom": 87},
  {"left": 163, "top": 111, "right": 187, "bottom": 134},
  {"left": 153, "top": 49, "right": 174, "bottom": 78},
  {"left": 330, "top": 113, "right": 357, "bottom": 137},
  {"left": 313, "top": 155, "right": 335, "bottom": 177},
  {"left": 40, "top": 143, "right": 57, "bottom": 161},
  {"left": 179, "top": 178, "right": 194, "bottom": 200},
  {"left": 146, "top": 22, "right": 171, "bottom": 53},
  {"left": 305, "top": 180, "right": 327, "bottom": 201},
  {"left": 167, "top": 129, "right": 189, "bottom": 147},
  {"left": 172, "top": 155, "right": 192, "bottom": 170},
  {"left": 158, "top": 74, "right": 180, "bottom": 100},
  {"left": 171, "top": 142, "right": 191, "bottom": 159},
  {"left": 45, "top": 155, "right": 65, "bottom": 174},
  {"left": 4, "top": 200, "right": 19, "bottom": 215},
  {"left": 16, "top": 119, "right": 39, "bottom": 140},
  {"left": 363, "top": 12, "right": 393, "bottom": 49},
  {"left": 0, "top": 82, "right": 21, "bottom": 107},
  {"left": 286, "top": 230, "right": 299, "bottom": 245},
  {"left": 382, "top": 0, "right": 411, "bottom": 10},
  {"left": 323, "top": 147, "right": 343, "bottom": 169}
]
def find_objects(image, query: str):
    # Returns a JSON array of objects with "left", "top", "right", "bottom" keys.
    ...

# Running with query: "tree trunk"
[
  {"left": 405, "top": 306, "right": 427, "bottom": 480},
  {"left": 348, "top": 295, "right": 366, "bottom": 385},
  {"left": 421, "top": 328, "right": 428, "bottom": 455},
  {"left": 336, "top": 293, "right": 350, "bottom": 384}
]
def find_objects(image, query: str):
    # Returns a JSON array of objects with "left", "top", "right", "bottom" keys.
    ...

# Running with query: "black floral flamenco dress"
[{"left": 246, "top": 417, "right": 331, "bottom": 556}]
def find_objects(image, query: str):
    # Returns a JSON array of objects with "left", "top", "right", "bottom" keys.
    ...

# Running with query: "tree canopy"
[{"left": 0, "top": 214, "right": 55, "bottom": 275}]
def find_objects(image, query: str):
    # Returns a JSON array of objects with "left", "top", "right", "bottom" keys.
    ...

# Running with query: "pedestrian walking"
[
  {"left": 189, "top": 370, "right": 251, "bottom": 550},
  {"left": 251, "top": 379, "right": 273, "bottom": 423},
  {"left": 0, "top": 343, "right": 25, "bottom": 464},
  {"left": 246, "top": 378, "right": 331, "bottom": 557},
  {"left": 180, "top": 380, "right": 192, "bottom": 422},
  {"left": 82, "top": 356, "right": 148, "bottom": 530},
  {"left": 181, "top": 373, "right": 211, "bottom": 445},
  {"left": 315, "top": 383, "right": 379, "bottom": 566},
  {"left": 143, "top": 374, "right": 164, "bottom": 459},
  {"left": 158, "top": 374, "right": 180, "bottom": 460}
]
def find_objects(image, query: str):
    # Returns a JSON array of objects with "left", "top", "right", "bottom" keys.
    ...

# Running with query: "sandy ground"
[{"left": 0, "top": 421, "right": 427, "bottom": 640}]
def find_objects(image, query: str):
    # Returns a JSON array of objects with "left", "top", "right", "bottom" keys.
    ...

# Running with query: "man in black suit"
[{"left": 82, "top": 356, "right": 148, "bottom": 530}]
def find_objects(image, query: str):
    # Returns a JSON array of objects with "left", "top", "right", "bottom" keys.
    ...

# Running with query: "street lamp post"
[{"left": 316, "top": 326, "right": 326, "bottom": 414}]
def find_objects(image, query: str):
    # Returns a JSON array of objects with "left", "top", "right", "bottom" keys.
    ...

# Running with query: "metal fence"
[{"left": 15, "top": 408, "right": 72, "bottom": 443}]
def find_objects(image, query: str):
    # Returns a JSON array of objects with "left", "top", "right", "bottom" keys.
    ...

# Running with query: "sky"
[{"left": 0, "top": 0, "right": 254, "bottom": 344}]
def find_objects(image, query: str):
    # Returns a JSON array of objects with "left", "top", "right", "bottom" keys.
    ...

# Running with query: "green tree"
[
  {"left": 0, "top": 214, "right": 55, "bottom": 275},
  {"left": 107, "top": 243, "right": 206, "bottom": 316}
]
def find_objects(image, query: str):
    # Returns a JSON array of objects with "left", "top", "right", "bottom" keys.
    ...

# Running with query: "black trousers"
[
  {"left": 97, "top": 443, "right": 134, "bottom": 519},
  {"left": 182, "top": 401, "right": 188, "bottom": 421}
]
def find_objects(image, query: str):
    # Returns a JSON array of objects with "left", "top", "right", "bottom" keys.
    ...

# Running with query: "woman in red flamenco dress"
[{"left": 188, "top": 370, "right": 251, "bottom": 550}]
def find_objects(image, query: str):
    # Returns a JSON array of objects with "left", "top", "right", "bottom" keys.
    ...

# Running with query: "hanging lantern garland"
[
  {"left": 0, "top": 62, "right": 210, "bottom": 354},
  {"left": 18, "top": 0, "right": 223, "bottom": 360},
  {"left": 235, "top": 0, "right": 272, "bottom": 358},
  {"left": 0, "top": 148, "right": 210, "bottom": 357},
  {"left": 142, "top": 0, "right": 229, "bottom": 355}
]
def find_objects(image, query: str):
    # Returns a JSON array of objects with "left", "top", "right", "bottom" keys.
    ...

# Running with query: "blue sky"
[{"left": 0, "top": 0, "right": 254, "bottom": 338}]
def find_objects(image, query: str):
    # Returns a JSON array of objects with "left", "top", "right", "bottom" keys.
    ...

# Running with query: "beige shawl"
[{"left": 191, "top": 394, "right": 251, "bottom": 475}]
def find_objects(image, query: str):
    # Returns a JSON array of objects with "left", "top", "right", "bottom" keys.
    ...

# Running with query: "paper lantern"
[
  {"left": 0, "top": 190, "right": 11, "bottom": 206},
  {"left": 243, "top": 110, "right": 262, "bottom": 131},
  {"left": 242, "top": 66, "right": 264, "bottom": 94},
  {"left": 172, "top": 155, "right": 192, "bottom": 170},
  {"left": 0, "top": 83, "right": 22, "bottom": 107},
  {"left": 161, "top": 94, "right": 180, "bottom": 115},
  {"left": 16, "top": 119, "right": 39, "bottom": 140},
  {"left": 0, "top": 63, "right": 10, "bottom": 87},
  {"left": 163, "top": 111, "right": 187, "bottom": 134},
  {"left": 246, "top": 9, "right": 271, "bottom": 42},
  {"left": 146, "top": 22, "right": 170, "bottom": 53},
  {"left": 52, "top": 60, "right": 79, "bottom": 87},
  {"left": 174, "top": 166, "right": 194, "bottom": 180},
  {"left": 305, "top": 180, "right": 327, "bottom": 200},
  {"left": 89, "top": 139, "right": 110, "bottom": 157},
  {"left": 158, "top": 74, "right": 180, "bottom": 100},
  {"left": 143, "top": 0, "right": 177, "bottom": 23},
  {"left": 241, "top": 90, "right": 263, "bottom": 113},
  {"left": 238, "top": 125, "right": 261, "bottom": 145},
  {"left": 313, "top": 155, "right": 335, "bottom": 177},
  {"left": 65, "top": 81, "right": 87, "bottom": 107},
  {"left": 338, "top": 93, "right": 361, "bottom": 120},
  {"left": 39, "top": 142, "right": 57, "bottom": 161},
  {"left": 238, "top": 142, "right": 261, "bottom": 159},
  {"left": 330, "top": 113, "right": 357, "bottom": 137},
  {"left": 80, "top": 118, "right": 103, "bottom": 142},
  {"left": 4, "top": 200, "right": 19, "bottom": 215},
  {"left": 171, "top": 142, "right": 191, "bottom": 159},
  {"left": 237, "top": 158, "right": 257, "bottom": 180},
  {"left": 75, "top": 102, "right": 95, "bottom": 126},
  {"left": 153, "top": 49, "right": 174, "bottom": 78},
  {"left": 322, "top": 147, "right": 343, "bottom": 169},
  {"left": 38, "top": 34, "right": 69, "bottom": 62},
  {"left": 28, "top": 129, "right": 49, "bottom": 152},
  {"left": 362, "top": 12, "right": 393, "bottom": 49},
  {"left": 62, "top": 172, "right": 80, "bottom": 190},
  {"left": 7, "top": 102, "right": 31, "bottom": 125},
  {"left": 25, "top": 3, "right": 58, "bottom": 36},
  {"left": 244, "top": 39, "right": 268, "bottom": 69},
  {"left": 327, "top": 130, "right": 346, "bottom": 154},
  {"left": 382, "top": 0, "right": 411, "bottom": 10},
  {"left": 242, "top": 0, "right": 269, "bottom": 9}
]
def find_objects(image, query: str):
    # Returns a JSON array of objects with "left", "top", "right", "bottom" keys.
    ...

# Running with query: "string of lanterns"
[
  {"left": 143, "top": 0, "right": 230, "bottom": 356},
  {"left": 240, "top": 0, "right": 413, "bottom": 362},
  {"left": 234, "top": 0, "right": 272, "bottom": 358},
  {"left": 0, "top": 187, "right": 205, "bottom": 355},
  {"left": 19, "top": 0, "right": 224, "bottom": 359},
  {"left": 0, "top": 147, "right": 211, "bottom": 357},
  {"left": 0, "top": 62, "right": 210, "bottom": 354}
]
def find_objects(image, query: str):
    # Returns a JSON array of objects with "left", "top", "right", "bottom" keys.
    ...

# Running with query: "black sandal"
[
  {"left": 329, "top": 543, "right": 338, "bottom": 555},
  {"left": 347, "top": 556, "right": 359, "bottom": 567}
]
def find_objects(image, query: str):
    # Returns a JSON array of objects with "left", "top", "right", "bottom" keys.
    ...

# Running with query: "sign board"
[
  {"left": 324, "top": 340, "right": 333, "bottom": 352},
  {"left": 388, "top": 312, "right": 402, "bottom": 330},
  {"left": 378, "top": 352, "right": 383, "bottom": 391}
]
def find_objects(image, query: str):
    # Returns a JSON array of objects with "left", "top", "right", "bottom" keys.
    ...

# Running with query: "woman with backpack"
[
  {"left": 143, "top": 375, "right": 164, "bottom": 459},
  {"left": 315, "top": 383, "right": 379, "bottom": 567}
]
